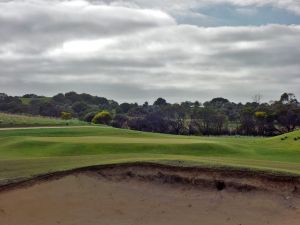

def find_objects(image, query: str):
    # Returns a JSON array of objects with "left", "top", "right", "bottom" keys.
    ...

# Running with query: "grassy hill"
[
  {"left": 0, "top": 113, "right": 87, "bottom": 128},
  {"left": 0, "top": 126, "right": 299, "bottom": 182},
  {"left": 19, "top": 97, "right": 51, "bottom": 105}
]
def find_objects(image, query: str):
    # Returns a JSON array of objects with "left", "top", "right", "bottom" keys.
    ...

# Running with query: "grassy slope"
[
  {"left": 0, "top": 126, "right": 300, "bottom": 182},
  {"left": 20, "top": 97, "right": 51, "bottom": 105},
  {"left": 0, "top": 113, "right": 87, "bottom": 128}
]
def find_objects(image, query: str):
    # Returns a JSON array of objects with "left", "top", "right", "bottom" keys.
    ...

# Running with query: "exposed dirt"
[{"left": 0, "top": 163, "right": 300, "bottom": 225}]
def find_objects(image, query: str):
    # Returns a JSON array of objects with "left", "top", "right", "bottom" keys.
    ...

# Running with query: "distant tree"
[
  {"left": 276, "top": 107, "right": 299, "bottom": 132},
  {"left": 254, "top": 111, "right": 267, "bottom": 135},
  {"left": 22, "top": 94, "right": 39, "bottom": 98},
  {"left": 252, "top": 94, "right": 263, "bottom": 104},
  {"left": 72, "top": 101, "right": 88, "bottom": 114},
  {"left": 96, "top": 97, "right": 110, "bottom": 107},
  {"left": 65, "top": 91, "right": 80, "bottom": 103},
  {"left": 0, "top": 93, "right": 8, "bottom": 100},
  {"left": 119, "top": 103, "right": 133, "bottom": 113},
  {"left": 239, "top": 108, "right": 256, "bottom": 135},
  {"left": 112, "top": 114, "right": 128, "bottom": 128},
  {"left": 214, "top": 113, "right": 228, "bottom": 134},
  {"left": 39, "top": 102, "right": 60, "bottom": 117},
  {"left": 193, "top": 107, "right": 228, "bottom": 135},
  {"left": 193, "top": 101, "right": 201, "bottom": 108},
  {"left": 154, "top": 98, "right": 167, "bottom": 107},
  {"left": 188, "top": 119, "right": 201, "bottom": 135},
  {"left": 144, "top": 112, "right": 167, "bottom": 133},
  {"left": 53, "top": 93, "right": 66, "bottom": 103},
  {"left": 163, "top": 104, "right": 188, "bottom": 135},
  {"left": 39, "top": 102, "right": 61, "bottom": 117},
  {"left": 143, "top": 101, "right": 149, "bottom": 107},
  {"left": 0, "top": 91, "right": 298, "bottom": 136},
  {"left": 127, "top": 117, "right": 147, "bottom": 131},
  {"left": 80, "top": 93, "right": 95, "bottom": 104},
  {"left": 210, "top": 97, "right": 229, "bottom": 105},
  {"left": 127, "top": 106, "right": 148, "bottom": 118},
  {"left": 273, "top": 93, "right": 300, "bottom": 132},
  {"left": 280, "top": 93, "right": 298, "bottom": 104},
  {"left": 92, "top": 111, "right": 112, "bottom": 125},
  {"left": 204, "top": 97, "right": 229, "bottom": 108},
  {"left": 180, "top": 101, "right": 193, "bottom": 109},
  {"left": 28, "top": 99, "right": 44, "bottom": 115}
]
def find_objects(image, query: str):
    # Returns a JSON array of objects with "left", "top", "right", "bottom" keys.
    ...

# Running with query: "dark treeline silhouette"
[{"left": 0, "top": 92, "right": 299, "bottom": 136}]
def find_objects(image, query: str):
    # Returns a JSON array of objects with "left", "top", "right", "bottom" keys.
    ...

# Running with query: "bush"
[
  {"left": 83, "top": 112, "right": 97, "bottom": 123},
  {"left": 254, "top": 111, "right": 267, "bottom": 118},
  {"left": 61, "top": 112, "right": 72, "bottom": 120},
  {"left": 92, "top": 111, "right": 112, "bottom": 125}
]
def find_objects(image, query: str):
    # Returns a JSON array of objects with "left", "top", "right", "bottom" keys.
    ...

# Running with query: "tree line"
[{"left": 0, "top": 92, "right": 299, "bottom": 136}]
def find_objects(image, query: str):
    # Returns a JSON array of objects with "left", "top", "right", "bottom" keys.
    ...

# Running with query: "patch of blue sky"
[{"left": 176, "top": 4, "right": 300, "bottom": 26}]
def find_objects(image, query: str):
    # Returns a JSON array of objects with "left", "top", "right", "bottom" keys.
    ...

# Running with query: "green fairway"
[{"left": 0, "top": 126, "right": 300, "bottom": 182}]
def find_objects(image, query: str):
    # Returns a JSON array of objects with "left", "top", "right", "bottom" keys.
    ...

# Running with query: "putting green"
[{"left": 0, "top": 126, "right": 299, "bottom": 182}]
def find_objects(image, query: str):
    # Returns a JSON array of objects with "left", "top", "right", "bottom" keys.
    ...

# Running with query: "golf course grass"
[
  {"left": 0, "top": 112, "right": 87, "bottom": 128},
  {"left": 0, "top": 126, "right": 300, "bottom": 182}
]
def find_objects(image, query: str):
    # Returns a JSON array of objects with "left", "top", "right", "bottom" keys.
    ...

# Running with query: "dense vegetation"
[
  {"left": 0, "top": 92, "right": 299, "bottom": 136},
  {"left": 0, "top": 127, "right": 300, "bottom": 181}
]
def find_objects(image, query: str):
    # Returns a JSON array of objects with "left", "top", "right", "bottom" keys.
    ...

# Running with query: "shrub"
[
  {"left": 83, "top": 112, "right": 97, "bottom": 123},
  {"left": 92, "top": 111, "right": 112, "bottom": 125},
  {"left": 61, "top": 112, "right": 72, "bottom": 120},
  {"left": 254, "top": 111, "right": 267, "bottom": 118}
]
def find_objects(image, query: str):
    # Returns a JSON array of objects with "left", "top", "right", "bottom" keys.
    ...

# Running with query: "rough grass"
[
  {"left": 0, "top": 126, "right": 300, "bottom": 182},
  {"left": 19, "top": 97, "right": 51, "bottom": 105},
  {"left": 0, "top": 113, "right": 87, "bottom": 128}
]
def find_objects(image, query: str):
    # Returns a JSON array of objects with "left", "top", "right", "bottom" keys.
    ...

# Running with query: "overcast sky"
[{"left": 0, "top": 0, "right": 300, "bottom": 103}]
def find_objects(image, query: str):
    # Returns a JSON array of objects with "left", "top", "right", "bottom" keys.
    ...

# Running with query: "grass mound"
[{"left": 276, "top": 129, "right": 300, "bottom": 142}]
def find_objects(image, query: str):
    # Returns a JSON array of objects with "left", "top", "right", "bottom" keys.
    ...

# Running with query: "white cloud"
[{"left": 47, "top": 38, "right": 117, "bottom": 57}]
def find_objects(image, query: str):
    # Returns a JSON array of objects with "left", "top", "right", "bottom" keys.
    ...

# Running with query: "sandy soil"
[{"left": 0, "top": 170, "right": 300, "bottom": 225}]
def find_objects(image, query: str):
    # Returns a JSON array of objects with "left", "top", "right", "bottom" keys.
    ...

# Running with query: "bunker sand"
[{"left": 0, "top": 163, "right": 300, "bottom": 225}]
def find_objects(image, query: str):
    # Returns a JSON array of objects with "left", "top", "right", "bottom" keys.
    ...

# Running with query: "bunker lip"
[{"left": 1, "top": 162, "right": 300, "bottom": 194}]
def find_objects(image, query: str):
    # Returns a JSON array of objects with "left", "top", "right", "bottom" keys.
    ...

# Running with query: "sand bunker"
[{"left": 0, "top": 163, "right": 300, "bottom": 225}]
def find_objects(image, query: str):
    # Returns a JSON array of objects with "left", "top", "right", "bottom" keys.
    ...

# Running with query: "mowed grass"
[
  {"left": 0, "top": 112, "right": 87, "bottom": 128},
  {"left": 0, "top": 126, "right": 300, "bottom": 182}
]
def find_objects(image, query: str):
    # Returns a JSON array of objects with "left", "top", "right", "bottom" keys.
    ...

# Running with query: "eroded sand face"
[{"left": 0, "top": 173, "right": 300, "bottom": 225}]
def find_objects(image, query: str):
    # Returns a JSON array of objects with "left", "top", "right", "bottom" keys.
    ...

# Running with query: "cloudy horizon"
[{"left": 0, "top": 0, "right": 300, "bottom": 103}]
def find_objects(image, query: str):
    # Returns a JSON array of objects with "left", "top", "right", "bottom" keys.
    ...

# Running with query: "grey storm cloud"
[
  {"left": 0, "top": 0, "right": 300, "bottom": 103},
  {"left": 0, "top": 0, "right": 175, "bottom": 53}
]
